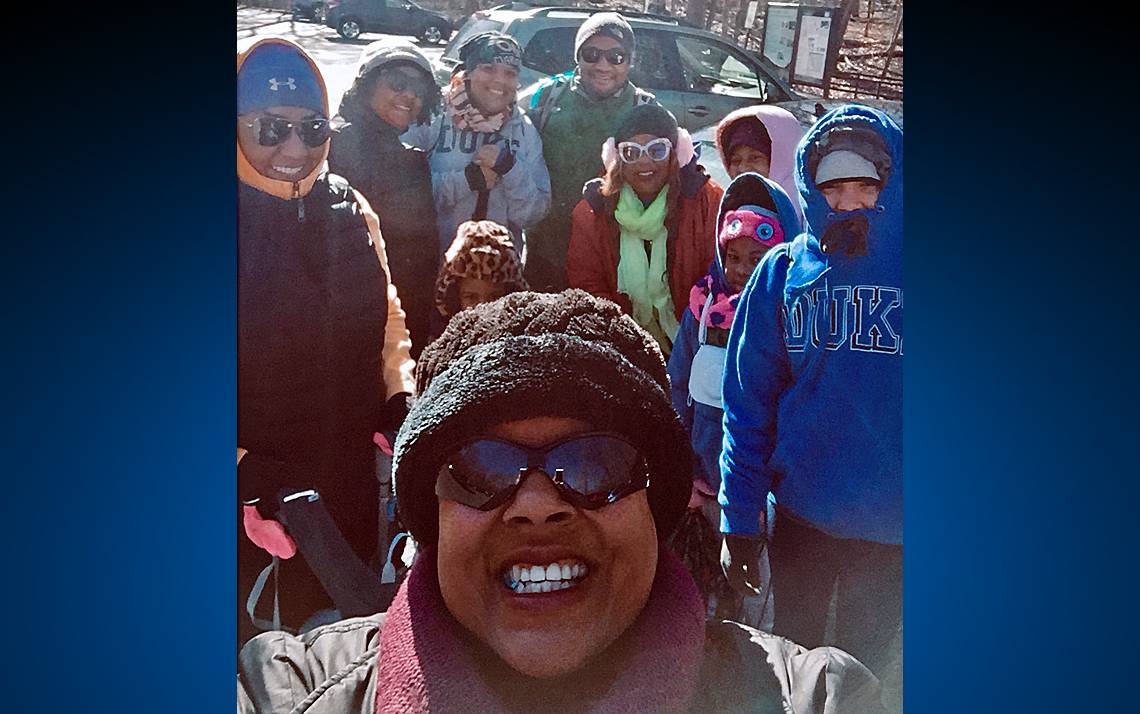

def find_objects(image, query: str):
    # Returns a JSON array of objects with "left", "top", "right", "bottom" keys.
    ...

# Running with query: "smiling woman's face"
[
  {"left": 237, "top": 105, "right": 326, "bottom": 182},
  {"left": 620, "top": 132, "right": 672, "bottom": 202},
  {"left": 435, "top": 416, "right": 658, "bottom": 679},
  {"left": 369, "top": 66, "right": 427, "bottom": 131},
  {"left": 467, "top": 63, "right": 518, "bottom": 116}
]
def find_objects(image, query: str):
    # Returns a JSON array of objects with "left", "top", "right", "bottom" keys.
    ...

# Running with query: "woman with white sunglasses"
[{"left": 567, "top": 105, "right": 722, "bottom": 358}]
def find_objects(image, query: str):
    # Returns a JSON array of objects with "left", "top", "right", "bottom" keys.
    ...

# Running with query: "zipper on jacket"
[{"left": 292, "top": 181, "right": 305, "bottom": 222}]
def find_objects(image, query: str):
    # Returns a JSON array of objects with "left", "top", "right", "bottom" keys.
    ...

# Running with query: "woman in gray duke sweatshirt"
[{"left": 402, "top": 31, "right": 551, "bottom": 258}]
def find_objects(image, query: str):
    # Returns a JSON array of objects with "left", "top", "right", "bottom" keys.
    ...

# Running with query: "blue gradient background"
[
  {"left": 1, "top": 3, "right": 1135, "bottom": 712},
  {"left": 2, "top": 7, "right": 234, "bottom": 712}
]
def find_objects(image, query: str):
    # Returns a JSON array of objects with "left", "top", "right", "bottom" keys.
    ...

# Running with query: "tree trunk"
[{"left": 687, "top": 0, "right": 708, "bottom": 28}]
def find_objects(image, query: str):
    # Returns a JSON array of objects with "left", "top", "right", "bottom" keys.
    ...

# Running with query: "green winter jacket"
[{"left": 525, "top": 72, "right": 657, "bottom": 290}]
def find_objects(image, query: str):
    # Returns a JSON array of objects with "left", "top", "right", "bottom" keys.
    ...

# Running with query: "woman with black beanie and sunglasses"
[
  {"left": 328, "top": 39, "right": 442, "bottom": 360},
  {"left": 236, "top": 37, "right": 415, "bottom": 648},
  {"left": 238, "top": 290, "right": 885, "bottom": 713}
]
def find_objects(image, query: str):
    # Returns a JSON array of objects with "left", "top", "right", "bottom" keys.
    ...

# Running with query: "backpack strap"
[
  {"left": 531, "top": 72, "right": 573, "bottom": 133},
  {"left": 246, "top": 556, "right": 284, "bottom": 633}
]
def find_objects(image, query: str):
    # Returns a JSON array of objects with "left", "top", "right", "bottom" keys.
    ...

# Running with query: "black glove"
[
  {"left": 239, "top": 453, "right": 309, "bottom": 519},
  {"left": 491, "top": 143, "right": 516, "bottom": 176},
  {"left": 820, "top": 213, "right": 870, "bottom": 257},
  {"left": 464, "top": 162, "right": 488, "bottom": 192},
  {"left": 379, "top": 392, "right": 412, "bottom": 436},
  {"left": 721, "top": 533, "right": 765, "bottom": 595}
]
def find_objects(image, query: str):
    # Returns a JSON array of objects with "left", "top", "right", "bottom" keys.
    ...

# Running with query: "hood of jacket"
[
  {"left": 795, "top": 103, "right": 902, "bottom": 239},
  {"left": 785, "top": 104, "right": 903, "bottom": 300},
  {"left": 708, "top": 172, "right": 801, "bottom": 297},
  {"left": 237, "top": 37, "right": 330, "bottom": 200},
  {"left": 714, "top": 106, "right": 804, "bottom": 218}
]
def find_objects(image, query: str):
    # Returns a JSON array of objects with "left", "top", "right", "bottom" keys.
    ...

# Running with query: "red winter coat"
[{"left": 566, "top": 168, "right": 723, "bottom": 319}]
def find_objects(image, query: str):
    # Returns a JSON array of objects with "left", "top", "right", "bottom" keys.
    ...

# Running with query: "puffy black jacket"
[
  {"left": 329, "top": 111, "right": 440, "bottom": 359},
  {"left": 238, "top": 173, "right": 388, "bottom": 551}
]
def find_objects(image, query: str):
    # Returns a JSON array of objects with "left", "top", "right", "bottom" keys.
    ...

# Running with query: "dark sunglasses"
[
  {"left": 579, "top": 46, "right": 628, "bottom": 66},
  {"left": 436, "top": 432, "right": 649, "bottom": 511},
  {"left": 240, "top": 115, "right": 331, "bottom": 148},
  {"left": 379, "top": 69, "right": 432, "bottom": 98}
]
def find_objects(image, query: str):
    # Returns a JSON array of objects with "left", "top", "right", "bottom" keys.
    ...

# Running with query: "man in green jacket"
[{"left": 524, "top": 12, "right": 658, "bottom": 292}]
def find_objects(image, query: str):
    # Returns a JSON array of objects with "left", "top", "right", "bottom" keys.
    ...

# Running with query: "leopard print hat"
[{"left": 434, "top": 220, "right": 529, "bottom": 320}]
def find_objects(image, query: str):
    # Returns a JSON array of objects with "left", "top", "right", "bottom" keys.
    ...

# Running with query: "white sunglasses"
[{"left": 617, "top": 137, "right": 673, "bottom": 163}]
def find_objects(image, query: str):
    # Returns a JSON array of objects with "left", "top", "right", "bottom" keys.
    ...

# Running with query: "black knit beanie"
[
  {"left": 393, "top": 289, "right": 693, "bottom": 546},
  {"left": 615, "top": 104, "right": 679, "bottom": 144}
]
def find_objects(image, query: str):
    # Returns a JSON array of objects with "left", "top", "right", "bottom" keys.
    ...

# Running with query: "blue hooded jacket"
[
  {"left": 719, "top": 105, "right": 903, "bottom": 544},
  {"left": 667, "top": 173, "right": 801, "bottom": 493}
]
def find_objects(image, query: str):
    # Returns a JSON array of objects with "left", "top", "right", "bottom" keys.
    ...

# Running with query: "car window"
[
  {"left": 675, "top": 36, "right": 766, "bottom": 100},
  {"left": 444, "top": 18, "right": 505, "bottom": 60},
  {"left": 629, "top": 30, "right": 683, "bottom": 92},
  {"left": 521, "top": 27, "right": 575, "bottom": 77}
]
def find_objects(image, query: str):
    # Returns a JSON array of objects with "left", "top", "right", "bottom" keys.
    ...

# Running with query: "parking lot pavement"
[{"left": 238, "top": 7, "right": 445, "bottom": 115}]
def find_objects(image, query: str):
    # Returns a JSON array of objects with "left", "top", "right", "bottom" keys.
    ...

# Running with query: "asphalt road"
[{"left": 237, "top": 7, "right": 447, "bottom": 115}]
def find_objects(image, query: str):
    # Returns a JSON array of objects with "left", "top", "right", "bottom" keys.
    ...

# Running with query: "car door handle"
[{"left": 688, "top": 106, "right": 710, "bottom": 117}]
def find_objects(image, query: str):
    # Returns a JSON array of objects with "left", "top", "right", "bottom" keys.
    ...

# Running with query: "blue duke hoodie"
[
  {"left": 667, "top": 173, "right": 801, "bottom": 492},
  {"left": 719, "top": 105, "right": 903, "bottom": 544}
]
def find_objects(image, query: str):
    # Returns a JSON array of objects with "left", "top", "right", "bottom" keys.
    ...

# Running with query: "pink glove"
[
  {"left": 243, "top": 505, "right": 297, "bottom": 559},
  {"left": 373, "top": 431, "right": 394, "bottom": 456}
]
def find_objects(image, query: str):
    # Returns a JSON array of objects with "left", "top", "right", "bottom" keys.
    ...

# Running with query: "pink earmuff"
[
  {"left": 675, "top": 128, "right": 695, "bottom": 168},
  {"left": 601, "top": 137, "right": 619, "bottom": 173}
]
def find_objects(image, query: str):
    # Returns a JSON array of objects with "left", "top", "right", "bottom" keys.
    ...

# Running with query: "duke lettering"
[{"left": 784, "top": 285, "right": 902, "bottom": 355}]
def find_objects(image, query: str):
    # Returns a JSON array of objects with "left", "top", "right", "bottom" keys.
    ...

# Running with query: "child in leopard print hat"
[{"left": 430, "top": 220, "right": 529, "bottom": 341}]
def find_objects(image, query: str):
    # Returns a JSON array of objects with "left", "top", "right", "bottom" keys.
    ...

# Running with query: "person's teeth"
[{"left": 503, "top": 560, "right": 589, "bottom": 592}]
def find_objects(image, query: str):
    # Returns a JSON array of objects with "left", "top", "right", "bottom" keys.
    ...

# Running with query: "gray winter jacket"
[
  {"left": 401, "top": 105, "right": 551, "bottom": 256},
  {"left": 237, "top": 614, "right": 885, "bottom": 713}
]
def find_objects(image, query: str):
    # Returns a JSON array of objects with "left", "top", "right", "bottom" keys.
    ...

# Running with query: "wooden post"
[{"left": 876, "top": 5, "right": 902, "bottom": 98}]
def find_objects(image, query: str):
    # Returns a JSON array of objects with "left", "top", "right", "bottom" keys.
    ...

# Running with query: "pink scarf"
[
  {"left": 688, "top": 277, "right": 739, "bottom": 331},
  {"left": 375, "top": 544, "right": 707, "bottom": 713},
  {"left": 446, "top": 72, "right": 512, "bottom": 133}
]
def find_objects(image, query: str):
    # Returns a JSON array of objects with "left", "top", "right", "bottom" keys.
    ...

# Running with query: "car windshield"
[{"left": 443, "top": 18, "right": 505, "bottom": 59}]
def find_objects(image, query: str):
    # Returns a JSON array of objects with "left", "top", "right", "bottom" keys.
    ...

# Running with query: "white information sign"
[
  {"left": 793, "top": 14, "right": 832, "bottom": 83},
  {"left": 744, "top": 0, "right": 760, "bottom": 28},
  {"left": 762, "top": 5, "right": 798, "bottom": 69}
]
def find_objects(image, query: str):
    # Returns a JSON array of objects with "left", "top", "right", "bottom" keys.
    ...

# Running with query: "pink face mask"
[{"left": 718, "top": 206, "right": 784, "bottom": 249}]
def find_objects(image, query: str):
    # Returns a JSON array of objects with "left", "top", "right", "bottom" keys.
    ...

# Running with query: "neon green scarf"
[{"left": 615, "top": 184, "right": 678, "bottom": 354}]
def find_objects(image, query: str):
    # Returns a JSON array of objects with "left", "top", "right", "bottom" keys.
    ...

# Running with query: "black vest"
[{"left": 238, "top": 173, "right": 387, "bottom": 540}]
